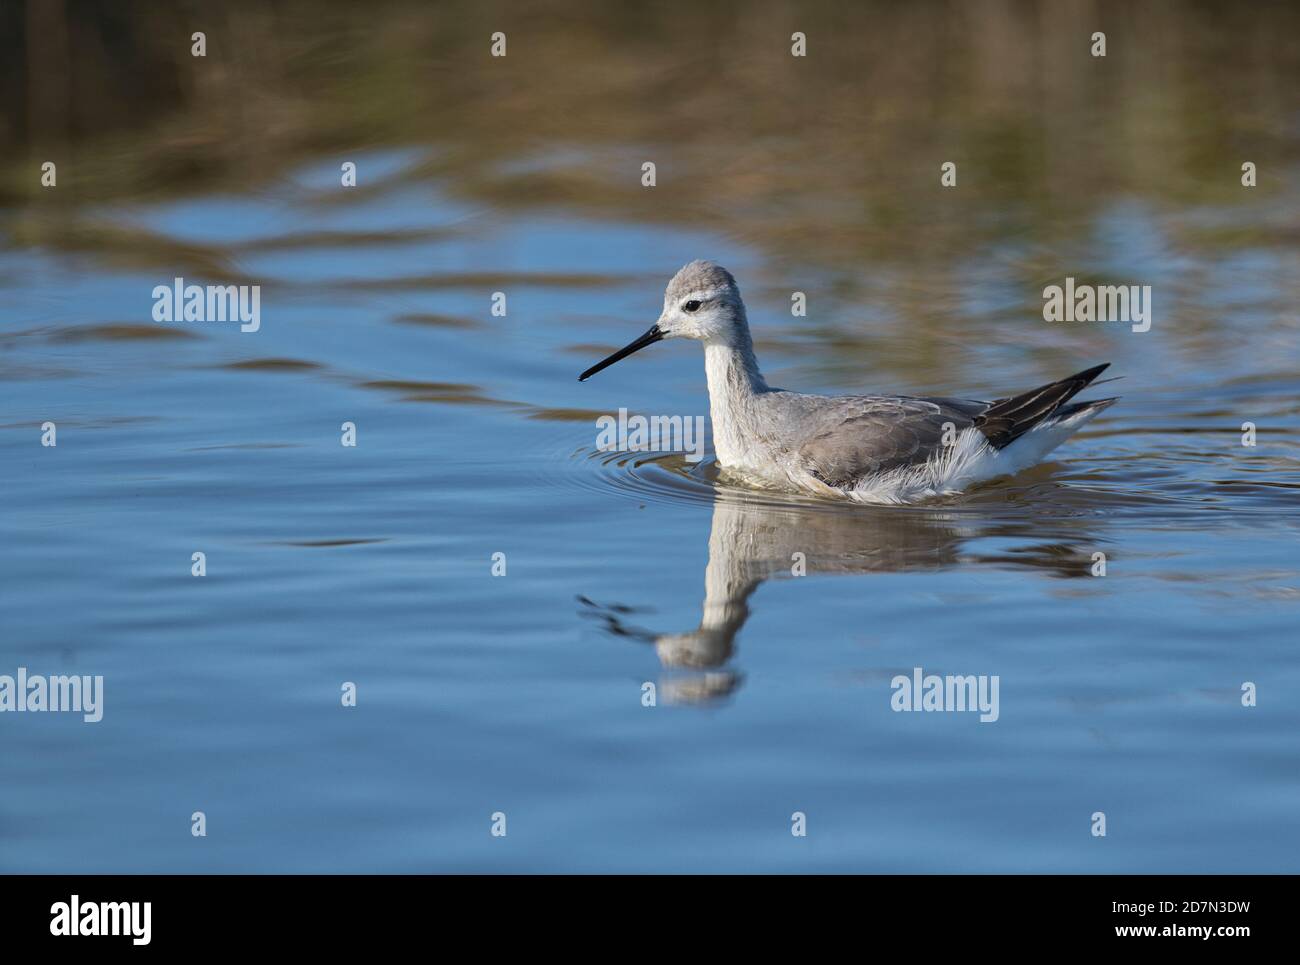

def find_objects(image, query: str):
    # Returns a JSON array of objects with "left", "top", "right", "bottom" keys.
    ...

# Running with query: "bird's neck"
[{"left": 703, "top": 329, "right": 768, "bottom": 466}]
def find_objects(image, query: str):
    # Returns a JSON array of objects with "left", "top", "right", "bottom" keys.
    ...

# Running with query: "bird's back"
[{"left": 749, "top": 362, "right": 1115, "bottom": 500}]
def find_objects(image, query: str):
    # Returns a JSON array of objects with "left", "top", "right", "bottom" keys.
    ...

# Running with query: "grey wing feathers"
[
  {"left": 797, "top": 397, "right": 984, "bottom": 487},
  {"left": 793, "top": 363, "right": 1114, "bottom": 488}
]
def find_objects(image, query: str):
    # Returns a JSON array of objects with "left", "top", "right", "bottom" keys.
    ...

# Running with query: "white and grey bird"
[{"left": 579, "top": 260, "right": 1118, "bottom": 504}]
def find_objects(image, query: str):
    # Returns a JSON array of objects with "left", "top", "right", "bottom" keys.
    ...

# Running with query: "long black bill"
[{"left": 578, "top": 325, "right": 664, "bottom": 381}]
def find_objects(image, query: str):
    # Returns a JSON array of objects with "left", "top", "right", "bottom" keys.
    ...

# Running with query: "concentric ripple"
[{"left": 554, "top": 420, "right": 1300, "bottom": 528}]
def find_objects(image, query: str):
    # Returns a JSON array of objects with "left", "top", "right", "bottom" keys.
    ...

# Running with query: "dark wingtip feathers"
[{"left": 975, "top": 363, "right": 1115, "bottom": 449}]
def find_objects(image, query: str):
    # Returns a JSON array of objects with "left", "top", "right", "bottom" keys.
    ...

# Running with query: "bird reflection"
[{"left": 581, "top": 486, "right": 1104, "bottom": 705}]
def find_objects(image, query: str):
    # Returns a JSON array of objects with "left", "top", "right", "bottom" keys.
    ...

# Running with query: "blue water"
[
  {"left": 4, "top": 163, "right": 1297, "bottom": 872},
  {"left": 5, "top": 0, "right": 1300, "bottom": 874}
]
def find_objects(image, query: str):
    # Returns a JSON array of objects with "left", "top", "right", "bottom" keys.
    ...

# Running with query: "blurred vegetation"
[
  {"left": 1, "top": 0, "right": 1296, "bottom": 377},
  {"left": 5, "top": 1, "right": 1295, "bottom": 205}
]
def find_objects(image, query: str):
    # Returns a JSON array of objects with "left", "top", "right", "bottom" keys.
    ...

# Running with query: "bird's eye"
[{"left": 683, "top": 300, "right": 701, "bottom": 312}]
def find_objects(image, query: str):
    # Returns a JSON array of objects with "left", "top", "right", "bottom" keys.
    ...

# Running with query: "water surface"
[{"left": 2, "top": 1, "right": 1298, "bottom": 872}]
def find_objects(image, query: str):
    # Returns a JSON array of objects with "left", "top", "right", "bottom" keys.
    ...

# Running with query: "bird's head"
[{"left": 579, "top": 260, "right": 747, "bottom": 381}]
